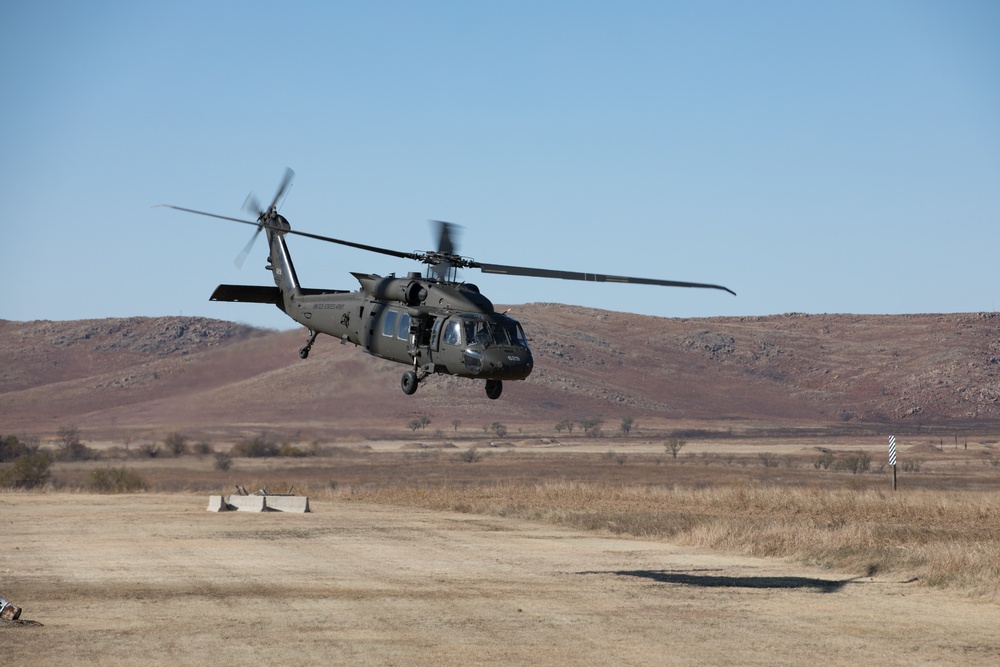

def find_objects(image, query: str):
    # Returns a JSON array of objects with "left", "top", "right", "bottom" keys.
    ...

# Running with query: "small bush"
[
  {"left": 231, "top": 435, "right": 278, "bottom": 458},
  {"left": 1, "top": 435, "right": 41, "bottom": 462},
  {"left": 758, "top": 452, "right": 780, "bottom": 468},
  {"left": 278, "top": 443, "right": 310, "bottom": 458},
  {"left": 192, "top": 441, "right": 213, "bottom": 457},
  {"left": 0, "top": 453, "right": 52, "bottom": 489},
  {"left": 88, "top": 467, "right": 147, "bottom": 493},
  {"left": 164, "top": 432, "right": 188, "bottom": 457},
  {"left": 665, "top": 438, "right": 686, "bottom": 459},
  {"left": 214, "top": 452, "right": 232, "bottom": 471},
  {"left": 56, "top": 425, "right": 96, "bottom": 461},
  {"left": 832, "top": 451, "right": 872, "bottom": 474},
  {"left": 138, "top": 444, "right": 161, "bottom": 458},
  {"left": 461, "top": 447, "right": 481, "bottom": 463}
]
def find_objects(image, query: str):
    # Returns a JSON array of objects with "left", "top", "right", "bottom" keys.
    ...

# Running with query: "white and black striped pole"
[{"left": 888, "top": 435, "right": 897, "bottom": 491}]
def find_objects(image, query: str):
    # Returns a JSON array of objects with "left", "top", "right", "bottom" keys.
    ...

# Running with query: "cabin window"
[
  {"left": 382, "top": 309, "right": 398, "bottom": 337},
  {"left": 397, "top": 312, "right": 411, "bottom": 340},
  {"left": 443, "top": 320, "right": 462, "bottom": 346}
]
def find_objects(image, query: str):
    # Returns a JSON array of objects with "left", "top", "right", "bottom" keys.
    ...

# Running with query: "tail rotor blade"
[
  {"left": 243, "top": 192, "right": 263, "bottom": 218},
  {"left": 234, "top": 226, "right": 263, "bottom": 269},
  {"left": 269, "top": 167, "right": 295, "bottom": 211}
]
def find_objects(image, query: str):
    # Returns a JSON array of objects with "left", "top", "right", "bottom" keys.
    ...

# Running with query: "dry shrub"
[{"left": 88, "top": 467, "right": 148, "bottom": 493}]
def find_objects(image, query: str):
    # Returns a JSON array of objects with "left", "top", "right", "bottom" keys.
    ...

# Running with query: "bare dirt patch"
[{"left": 4, "top": 493, "right": 1000, "bottom": 666}]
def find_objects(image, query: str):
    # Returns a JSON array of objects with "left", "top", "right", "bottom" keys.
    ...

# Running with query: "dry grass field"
[{"left": 4, "top": 434, "right": 1000, "bottom": 665}]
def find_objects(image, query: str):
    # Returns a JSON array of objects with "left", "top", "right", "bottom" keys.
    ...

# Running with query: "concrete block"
[
  {"left": 207, "top": 495, "right": 228, "bottom": 512},
  {"left": 227, "top": 495, "right": 266, "bottom": 512},
  {"left": 265, "top": 496, "right": 310, "bottom": 513}
]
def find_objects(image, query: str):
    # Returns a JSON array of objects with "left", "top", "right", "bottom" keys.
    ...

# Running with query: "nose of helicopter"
[{"left": 464, "top": 346, "right": 534, "bottom": 380}]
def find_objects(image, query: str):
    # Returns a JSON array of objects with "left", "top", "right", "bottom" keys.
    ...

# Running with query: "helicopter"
[{"left": 160, "top": 169, "right": 735, "bottom": 399}]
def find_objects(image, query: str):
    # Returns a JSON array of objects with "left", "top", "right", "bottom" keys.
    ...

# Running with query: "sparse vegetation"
[
  {"left": 758, "top": 452, "right": 779, "bottom": 468},
  {"left": 88, "top": 467, "right": 147, "bottom": 493},
  {"left": 620, "top": 416, "right": 634, "bottom": 436},
  {"left": 0, "top": 452, "right": 52, "bottom": 489},
  {"left": 56, "top": 425, "right": 95, "bottom": 461},
  {"left": 214, "top": 452, "right": 233, "bottom": 471},
  {"left": 409, "top": 415, "right": 432, "bottom": 432},
  {"left": 164, "top": 432, "right": 189, "bottom": 457},
  {"left": 231, "top": 435, "right": 279, "bottom": 457},
  {"left": 579, "top": 417, "right": 604, "bottom": 438},
  {"left": 1, "top": 434, "right": 38, "bottom": 461},
  {"left": 486, "top": 422, "right": 508, "bottom": 438},
  {"left": 555, "top": 419, "right": 575, "bottom": 434},
  {"left": 665, "top": 438, "right": 686, "bottom": 459}
]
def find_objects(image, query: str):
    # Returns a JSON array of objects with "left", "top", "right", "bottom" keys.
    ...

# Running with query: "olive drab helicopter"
[{"left": 160, "top": 169, "right": 735, "bottom": 399}]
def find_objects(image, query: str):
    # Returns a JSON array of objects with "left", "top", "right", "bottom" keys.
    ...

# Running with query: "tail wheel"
[
  {"left": 401, "top": 371, "right": 419, "bottom": 395},
  {"left": 485, "top": 379, "right": 503, "bottom": 400}
]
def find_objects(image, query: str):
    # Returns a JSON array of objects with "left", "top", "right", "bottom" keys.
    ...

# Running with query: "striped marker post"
[{"left": 889, "top": 435, "right": 897, "bottom": 491}]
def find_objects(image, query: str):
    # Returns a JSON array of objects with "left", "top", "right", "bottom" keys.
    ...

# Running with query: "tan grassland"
[{"left": 4, "top": 435, "right": 1000, "bottom": 665}]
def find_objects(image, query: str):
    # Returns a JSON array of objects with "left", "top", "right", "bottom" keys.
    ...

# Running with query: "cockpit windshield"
[{"left": 462, "top": 315, "right": 528, "bottom": 348}]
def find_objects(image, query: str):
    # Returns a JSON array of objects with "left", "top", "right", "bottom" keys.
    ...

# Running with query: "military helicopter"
[{"left": 160, "top": 169, "right": 735, "bottom": 399}]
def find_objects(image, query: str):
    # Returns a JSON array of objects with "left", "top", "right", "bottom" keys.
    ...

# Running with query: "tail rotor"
[{"left": 233, "top": 168, "right": 295, "bottom": 268}]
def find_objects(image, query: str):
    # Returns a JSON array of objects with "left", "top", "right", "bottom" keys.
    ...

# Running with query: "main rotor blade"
[
  {"left": 157, "top": 204, "right": 420, "bottom": 261},
  {"left": 282, "top": 228, "right": 421, "bottom": 261},
  {"left": 475, "top": 262, "right": 737, "bottom": 296},
  {"left": 155, "top": 205, "right": 260, "bottom": 227}
]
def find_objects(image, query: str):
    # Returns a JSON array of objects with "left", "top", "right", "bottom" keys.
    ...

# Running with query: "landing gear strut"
[
  {"left": 401, "top": 361, "right": 434, "bottom": 395},
  {"left": 299, "top": 329, "right": 318, "bottom": 359},
  {"left": 485, "top": 379, "right": 503, "bottom": 400}
]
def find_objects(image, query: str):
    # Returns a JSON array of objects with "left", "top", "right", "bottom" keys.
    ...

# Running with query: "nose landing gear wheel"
[
  {"left": 401, "top": 371, "right": 419, "bottom": 395},
  {"left": 485, "top": 379, "right": 503, "bottom": 400}
]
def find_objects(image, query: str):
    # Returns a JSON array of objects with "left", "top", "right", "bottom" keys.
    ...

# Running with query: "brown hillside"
[{"left": 2, "top": 308, "right": 999, "bottom": 440}]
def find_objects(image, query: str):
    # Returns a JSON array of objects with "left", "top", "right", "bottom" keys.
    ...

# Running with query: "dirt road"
[{"left": 3, "top": 493, "right": 999, "bottom": 665}]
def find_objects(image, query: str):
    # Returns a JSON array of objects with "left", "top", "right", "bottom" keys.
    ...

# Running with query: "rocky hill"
[{"left": 2, "top": 307, "right": 999, "bottom": 440}]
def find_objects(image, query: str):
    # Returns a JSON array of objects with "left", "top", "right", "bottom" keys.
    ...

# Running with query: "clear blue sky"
[{"left": 4, "top": 1, "right": 999, "bottom": 330}]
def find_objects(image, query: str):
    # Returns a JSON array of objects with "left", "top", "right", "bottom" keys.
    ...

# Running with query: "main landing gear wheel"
[
  {"left": 401, "top": 371, "right": 419, "bottom": 395},
  {"left": 485, "top": 379, "right": 503, "bottom": 400},
  {"left": 300, "top": 329, "right": 318, "bottom": 359}
]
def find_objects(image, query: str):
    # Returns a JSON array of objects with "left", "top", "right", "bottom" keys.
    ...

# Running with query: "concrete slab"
[
  {"left": 207, "top": 495, "right": 227, "bottom": 512},
  {"left": 265, "top": 496, "right": 310, "bottom": 513},
  {"left": 226, "top": 495, "right": 266, "bottom": 512}
]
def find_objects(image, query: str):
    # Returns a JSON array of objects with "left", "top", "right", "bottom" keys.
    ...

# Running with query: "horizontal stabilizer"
[
  {"left": 210, "top": 285, "right": 282, "bottom": 304},
  {"left": 210, "top": 284, "right": 351, "bottom": 303}
]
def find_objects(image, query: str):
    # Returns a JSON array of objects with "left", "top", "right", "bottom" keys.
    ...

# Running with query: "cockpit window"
[
  {"left": 461, "top": 315, "right": 529, "bottom": 348},
  {"left": 443, "top": 320, "right": 462, "bottom": 346}
]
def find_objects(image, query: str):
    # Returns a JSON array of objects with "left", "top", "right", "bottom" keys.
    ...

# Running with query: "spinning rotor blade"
[
  {"left": 156, "top": 204, "right": 417, "bottom": 260},
  {"left": 155, "top": 205, "right": 259, "bottom": 227},
  {"left": 269, "top": 167, "right": 295, "bottom": 211},
  {"left": 429, "top": 220, "right": 462, "bottom": 280},
  {"left": 234, "top": 226, "right": 263, "bottom": 269},
  {"left": 283, "top": 228, "right": 420, "bottom": 261},
  {"left": 243, "top": 192, "right": 264, "bottom": 218},
  {"left": 434, "top": 220, "right": 461, "bottom": 255},
  {"left": 475, "top": 262, "right": 737, "bottom": 296}
]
